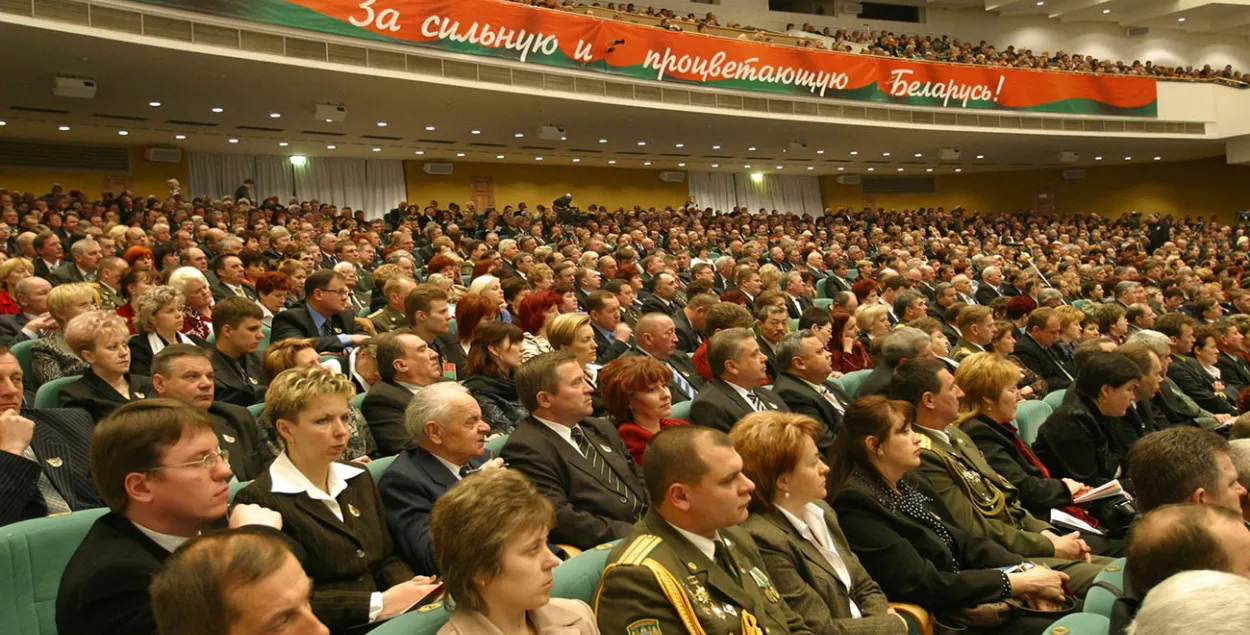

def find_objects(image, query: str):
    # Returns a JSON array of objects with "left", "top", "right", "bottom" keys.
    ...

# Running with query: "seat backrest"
[
  {"left": 816, "top": 277, "right": 829, "bottom": 299},
  {"left": 840, "top": 368, "right": 873, "bottom": 398},
  {"left": 33, "top": 375, "right": 82, "bottom": 410},
  {"left": 1048, "top": 612, "right": 1111, "bottom": 635},
  {"left": 1043, "top": 389, "right": 1067, "bottom": 412},
  {"left": 247, "top": 402, "right": 266, "bottom": 418},
  {"left": 0, "top": 508, "right": 109, "bottom": 635},
  {"left": 10, "top": 339, "right": 36, "bottom": 384},
  {"left": 351, "top": 393, "right": 367, "bottom": 410},
  {"left": 1084, "top": 558, "right": 1126, "bottom": 618},
  {"left": 258, "top": 326, "right": 271, "bottom": 353},
  {"left": 552, "top": 540, "right": 620, "bottom": 604},
  {"left": 814, "top": 298, "right": 833, "bottom": 309},
  {"left": 787, "top": 318, "right": 799, "bottom": 333},
  {"left": 357, "top": 306, "right": 372, "bottom": 318},
  {"left": 368, "top": 602, "right": 451, "bottom": 635},
  {"left": 1014, "top": 400, "right": 1054, "bottom": 447},
  {"left": 484, "top": 434, "right": 510, "bottom": 457},
  {"left": 366, "top": 455, "right": 397, "bottom": 481},
  {"left": 671, "top": 400, "right": 692, "bottom": 422},
  {"left": 228, "top": 479, "right": 252, "bottom": 503}
]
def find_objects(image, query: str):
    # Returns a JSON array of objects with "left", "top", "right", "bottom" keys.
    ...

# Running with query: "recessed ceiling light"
[
  {"left": 325, "top": 119, "right": 333, "bottom": 123},
  {"left": 515, "top": 133, "right": 524, "bottom": 138},
  {"left": 326, "top": 144, "right": 336, "bottom": 149},
  {"left": 776, "top": 165, "right": 783, "bottom": 169},
  {"left": 456, "top": 153, "right": 465, "bottom": 157},
  {"left": 678, "top": 163, "right": 686, "bottom": 167},
  {"left": 712, "top": 145, "right": 721, "bottom": 150},
  {"left": 1036, "top": 1, "right": 1043, "bottom": 5},
  {"left": 496, "top": 155, "right": 505, "bottom": 159},
  {"left": 425, "top": 125, "right": 436, "bottom": 131},
  {"left": 573, "top": 158, "right": 581, "bottom": 163},
  {"left": 1125, "top": 156, "right": 1133, "bottom": 161},
  {"left": 1102, "top": 8, "right": 1111, "bottom": 13},
  {"left": 278, "top": 141, "right": 288, "bottom": 147},
  {"left": 148, "top": 101, "right": 161, "bottom": 107},
  {"left": 535, "top": 157, "right": 543, "bottom": 161},
  {"left": 976, "top": 155, "right": 985, "bottom": 159},
  {"left": 711, "top": 163, "right": 719, "bottom": 168},
  {"left": 560, "top": 136, "right": 567, "bottom": 141},
  {"left": 956, "top": 168, "right": 963, "bottom": 172},
  {"left": 850, "top": 151, "right": 859, "bottom": 155},
  {"left": 1154, "top": 156, "right": 1163, "bottom": 160},
  {"left": 471, "top": 130, "right": 481, "bottom": 135},
  {"left": 608, "top": 160, "right": 617, "bottom": 164},
  {"left": 897, "top": 167, "right": 904, "bottom": 172},
  {"left": 377, "top": 121, "right": 388, "bottom": 127},
  {"left": 882, "top": 152, "right": 891, "bottom": 157},
  {"left": 373, "top": 147, "right": 383, "bottom": 152},
  {"left": 807, "top": 166, "right": 814, "bottom": 170},
  {"left": 1178, "top": 17, "right": 1186, "bottom": 22},
  {"left": 868, "top": 167, "right": 875, "bottom": 172},
  {"left": 675, "top": 143, "right": 684, "bottom": 148},
  {"left": 228, "top": 138, "right": 239, "bottom": 144},
  {"left": 118, "top": 130, "right": 129, "bottom": 136},
  {"left": 211, "top": 107, "right": 223, "bottom": 113},
  {"left": 644, "top": 161, "right": 652, "bottom": 166},
  {"left": 270, "top": 113, "right": 281, "bottom": 118},
  {"left": 175, "top": 134, "right": 186, "bottom": 140},
  {"left": 748, "top": 146, "right": 757, "bottom": 151},
  {"left": 926, "top": 168, "right": 934, "bottom": 172},
  {"left": 745, "top": 164, "right": 752, "bottom": 169},
  {"left": 914, "top": 153, "right": 923, "bottom": 158},
  {"left": 414, "top": 151, "right": 424, "bottom": 155},
  {"left": 1095, "top": 156, "right": 1103, "bottom": 161},
  {"left": 637, "top": 141, "right": 646, "bottom": 146},
  {"left": 838, "top": 167, "right": 845, "bottom": 171},
  {"left": 58, "top": 125, "right": 70, "bottom": 131},
  {"left": 599, "top": 138, "right": 608, "bottom": 143},
  {"left": 816, "top": 150, "right": 825, "bottom": 155}
]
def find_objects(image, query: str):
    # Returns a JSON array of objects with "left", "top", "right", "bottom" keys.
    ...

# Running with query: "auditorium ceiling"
[
  {"left": 0, "top": 21, "right": 1228, "bottom": 176},
  {"left": 931, "top": 0, "right": 1250, "bottom": 36}
]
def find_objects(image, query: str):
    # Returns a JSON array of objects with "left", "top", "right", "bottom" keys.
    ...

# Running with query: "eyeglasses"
[
  {"left": 318, "top": 287, "right": 350, "bottom": 296},
  {"left": 147, "top": 448, "right": 230, "bottom": 472}
]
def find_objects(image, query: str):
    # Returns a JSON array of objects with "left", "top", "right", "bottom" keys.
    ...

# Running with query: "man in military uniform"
[
  {"left": 368, "top": 276, "right": 415, "bottom": 334},
  {"left": 889, "top": 359, "right": 1116, "bottom": 594},
  {"left": 595, "top": 426, "right": 814, "bottom": 635},
  {"left": 93, "top": 256, "right": 127, "bottom": 312}
]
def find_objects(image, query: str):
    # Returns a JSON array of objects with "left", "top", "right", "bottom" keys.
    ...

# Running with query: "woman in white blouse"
[
  {"left": 732, "top": 411, "right": 910, "bottom": 635},
  {"left": 129, "top": 285, "right": 204, "bottom": 377}
]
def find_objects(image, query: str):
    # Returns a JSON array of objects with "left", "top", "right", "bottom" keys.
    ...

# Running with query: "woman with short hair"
[
  {"left": 234, "top": 367, "right": 436, "bottom": 633},
  {"left": 123, "top": 245, "right": 155, "bottom": 272},
  {"left": 454, "top": 294, "right": 499, "bottom": 358},
  {"left": 168, "top": 266, "right": 214, "bottom": 340},
  {"left": 59, "top": 311, "right": 153, "bottom": 423},
  {"left": 0, "top": 257, "right": 32, "bottom": 315},
  {"left": 114, "top": 268, "right": 160, "bottom": 334},
  {"left": 31, "top": 282, "right": 99, "bottom": 386},
  {"left": 855, "top": 304, "right": 891, "bottom": 350},
  {"left": 462, "top": 321, "right": 529, "bottom": 435},
  {"left": 600, "top": 355, "right": 688, "bottom": 465},
  {"left": 733, "top": 410, "right": 908, "bottom": 635},
  {"left": 989, "top": 320, "right": 1048, "bottom": 400},
  {"left": 431, "top": 468, "right": 598, "bottom": 635},
  {"left": 129, "top": 285, "right": 204, "bottom": 377},
  {"left": 255, "top": 271, "right": 290, "bottom": 328},
  {"left": 516, "top": 290, "right": 562, "bottom": 363}
]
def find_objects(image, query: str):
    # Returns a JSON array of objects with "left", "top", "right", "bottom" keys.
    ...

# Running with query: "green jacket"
[
  {"left": 368, "top": 305, "right": 408, "bottom": 334},
  {"left": 915, "top": 424, "right": 1055, "bottom": 558},
  {"left": 596, "top": 509, "right": 814, "bottom": 635}
]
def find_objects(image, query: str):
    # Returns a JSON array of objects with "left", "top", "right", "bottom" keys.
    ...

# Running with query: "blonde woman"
[
  {"left": 854, "top": 303, "right": 891, "bottom": 350},
  {"left": 547, "top": 313, "right": 600, "bottom": 390},
  {"left": 59, "top": 310, "right": 153, "bottom": 424},
  {"left": 129, "top": 285, "right": 204, "bottom": 378},
  {"left": 233, "top": 367, "right": 437, "bottom": 633},
  {"left": 31, "top": 282, "right": 99, "bottom": 386}
]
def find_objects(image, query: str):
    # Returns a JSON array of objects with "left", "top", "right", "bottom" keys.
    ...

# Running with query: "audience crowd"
[{"left": 5, "top": 179, "right": 1250, "bottom": 635}]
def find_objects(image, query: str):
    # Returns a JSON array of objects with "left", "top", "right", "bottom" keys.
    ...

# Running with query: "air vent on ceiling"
[
  {"left": 422, "top": 163, "right": 453, "bottom": 175},
  {"left": 703, "top": 155, "right": 735, "bottom": 159},
  {"left": 299, "top": 130, "right": 345, "bottom": 137},
  {"left": 145, "top": 148, "right": 183, "bottom": 163},
  {"left": 1062, "top": 169, "right": 1087, "bottom": 180},
  {"left": 519, "top": 145, "right": 556, "bottom": 150},
  {"left": 658, "top": 153, "right": 692, "bottom": 157},
  {"left": 862, "top": 177, "right": 936, "bottom": 195},
  {"left": 361, "top": 134, "right": 402, "bottom": 141},
  {"left": 469, "top": 142, "right": 507, "bottom": 148},
  {"left": 236, "top": 125, "right": 283, "bottom": 132},
  {"left": 0, "top": 140, "right": 129, "bottom": 171},
  {"left": 618, "top": 151, "right": 646, "bottom": 156},
  {"left": 166, "top": 119, "right": 218, "bottom": 127},
  {"left": 419, "top": 138, "right": 455, "bottom": 145},
  {"left": 568, "top": 148, "right": 602, "bottom": 153},
  {"left": 10, "top": 105, "right": 71, "bottom": 114},
  {"left": 93, "top": 113, "right": 147, "bottom": 121}
]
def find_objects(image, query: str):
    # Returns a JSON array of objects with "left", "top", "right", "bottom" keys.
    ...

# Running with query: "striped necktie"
[
  {"left": 570, "top": 426, "right": 642, "bottom": 517},
  {"left": 745, "top": 390, "right": 766, "bottom": 412},
  {"left": 23, "top": 445, "right": 70, "bottom": 515},
  {"left": 669, "top": 362, "right": 695, "bottom": 399}
]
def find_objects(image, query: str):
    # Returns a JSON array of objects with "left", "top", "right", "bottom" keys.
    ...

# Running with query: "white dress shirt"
[
  {"left": 534, "top": 416, "right": 584, "bottom": 456},
  {"left": 725, "top": 380, "right": 766, "bottom": 412},
  {"left": 776, "top": 504, "right": 861, "bottom": 617},
  {"left": 132, "top": 521, "right": 195, "bottom": 553}
]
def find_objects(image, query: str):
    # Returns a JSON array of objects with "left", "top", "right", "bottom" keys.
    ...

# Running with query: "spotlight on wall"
[
  {"left": 750, "top": 172, "right": 764, "bottom": 183},
  {"left": 289, "top": 155, "right": 308, "bottom": 166}
]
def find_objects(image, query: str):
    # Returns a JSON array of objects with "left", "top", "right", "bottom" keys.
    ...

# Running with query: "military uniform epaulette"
[
  {"left": 917, "top": 433, "right": 933, "bottom": 451},
  {"left": 615, "top": 534, "right": 663, "bottom": 566}
]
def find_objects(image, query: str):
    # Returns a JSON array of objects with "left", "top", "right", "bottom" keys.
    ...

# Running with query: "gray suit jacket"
[{"left": 742, "top": 503, "right": 907, "bottom": 635}]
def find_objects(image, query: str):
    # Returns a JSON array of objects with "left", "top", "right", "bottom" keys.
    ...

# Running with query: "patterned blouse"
[
  {"left": 182, "top": 311, "right": 213, "bottom": 341},
  {"left": 32, "top": 332, "right": 90, "bottom": 386}
]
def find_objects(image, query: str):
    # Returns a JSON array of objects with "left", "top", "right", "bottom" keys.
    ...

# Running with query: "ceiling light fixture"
[
  {"left": 712, "top": 145, "right": 721, "bottom": 150},
  {"left": 926, "top": 168, "right": 934, "bottom": 172},
  {"left": 560, "top": 136, "right": 567, "bottom": 141},
  {"left": 118, "top": 130, "right": 128, "bottom": 136},
  {"left": 675, "top": 143, "right": 684, "bottom": 148},
  {"left": 850, "top": 151, "right": 859, "bottom": 155},
  {"left": 1095, "top": 156, "right": 1103, "bottom": 161},
  {"left": 816, "top": 150, "right": 825, "bottom": 155},
  {"left": 1125, "top": 156, "right": 1133, "bottom": 161},
  {"left": 148, "top": 101, "right": 161, "bottom": 107},
  {"left": 776, "top": 165, "right": 783, "bottom": 169},
  {"left": 838, "top": 167, "right": 845, "bottom": 171},
  {"left": 228, "top": 138, "right": 239, "bottom": 144},
  {"left": 211, "top": 107, "right": 223, "bottom": 113},
  {"left": 599, "top": 138, "right": 608, "bottom": 143},
  {"left": 58, "top": 125, "right": 70, "bottom": 131},
  {"left": 456, "top": 153, "right": 465, "bottom": 157},
  {"left": 1036, "top": 1, "right": 1044, "bottom": 5},
  {"left": 175, "top": 134, "right": 186, "bottom": 140},
  {"left": 914, "top": 153, "right": 923, "bottom": 158},
  {"left": 883, "top": 152, "right": 891, "bottom": 157},
  {"left": 373, "top": 147, "right": 383, "bottom": 152},
  {"left": 1154, "top": 156, "right": 1163, "bottom": 160},
  {"left": 644, "top": 161, "right": 652, "bottom": 166},
  {"left": 1102, "top": 8, "right": 1111, "bottom": 13},
  {"left": 868, "top": 167, "right": 876, "bottom": 172},
  {"left": 425, "top": 125, "right": 436, "bottom": 131},
  {"left": 573, "top": 158, "right": 581, "bottom": 163},
  {"left": 270, "top": 113, "right": 281, "bottom": 118},
  {"left": 497, "top": 155, "right": 505, "bottom": 159},
  {"left": 897, "top": 167, "right": 904, "bottom": 172},
  {"left": 608, "top": 160, "right": 617, "bottom": 164},
  {"left": 515, "top": 133, "right": 524, "bottom": 138},
  {"left": 807, "top": 166, "right": 814, "bottom": 170},
  {"left": 745, "top": 164, "right": 752, "bottom": 169},
  {"left": 1178, "top": 17, "right": 1186, "bottom": 22},
  {"left": 637, "top": 141, "right": 646, "bottom": 146},
  {"left": 711, "top": 163, "right": 719, "bottom": 168},
  {"left": 325, "top": 119, "right": 333, "bottom": 123},
  {"left": 278, "top": 141, "right": 288, "bottom": 147},
  {"left": 750, "top": 172, "right": 764, "bottom": 183},
  {"left": 678, "top": 162, "right": 686, "bottom": 167},
  {"left": 377, "top": 121, "right": 388, "bottom": 127},
  {"left": 289, "top": 155, "right": 307, "bottom": 166},
  {"left": 535, "top": 157, "right": 544, "bottom": 161},
  {"left": 748, "top": 146, "right": 757, "bottom": 151},
  {"left": 327, "top": 144, "right": 336, "bottom": 149},
  {"left": 415, "top": 151, "right": 424, "bottom": 155},
  {"left": 956, "top": 168, "right": 963, "bottom": 172},
  {"left": 471, "top": 130, "right": 481, "bottom": 135},
  {"left": 976, "top": 155, "right": 985, "bottom": 159}
]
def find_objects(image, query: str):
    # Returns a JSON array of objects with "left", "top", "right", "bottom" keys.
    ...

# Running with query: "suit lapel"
[
  {"left": 582, "top": 422, "right": 646, "bottom": 501},
  {"left": 715, "top": 380, "right": 754, "bottom": 415},
  {"left": 413, "top": 447, "right": 459, "bottom": 490},
  {"left": 290, "top": 489, "right": 365, "bottom": 545},
  {"left": 760, "top": 509, "right": 842, "bottom": 585},
  {"left": 532, "top": 419, "right": 608, "bottom": 489},
  {"left": 30, "top": 425, "right": 77, "bottom": 508}
]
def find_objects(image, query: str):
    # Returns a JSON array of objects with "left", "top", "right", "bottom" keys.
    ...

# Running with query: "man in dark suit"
[
  {"left": 271, "top": 269, "right": 366, "bottom": 353},
  {"left": 587, "top": 290, "right": 632, "bottom": 365},
  {"left": 150, "top": 344, "right": 264, "bottom": 481},
  {"left": 1214, "top": 320, "right": 1250, "bottom": 396},
  {"left": 573, "top": 267, "right": 601, "bottom": 313},
  {"left": 975, "top": 266, "right": 1005, "bottom": 306},
  {"left": 49, "top": 237, "right": 101, "bottom": 285},
  {"left": 690, "top": 328, "right": 790, "bottom": 433},
  {"left": 674, "top": 292, "right": 714, "bottom": 354},
  {"left": 378, "top": 383, "right": 500, "bottom": 574},
  {"left": 56, "top": 400, "right": 283, "bottom": 635},
  {"left": 756, "top": 304, "right": 790, "bottom": 382},
  {"left": 31, "top": 230, "right": 64, "bottom": 281},
  {"left": 857, "top": 327, "right": 936, "bottom": 399},
  {"left": 0, "top": 348, "right": 101, "bottom": 527},
  {"left": 824, "top": 260, "right": 854, "bottom": 296},
  {"left": 626, "top": 313, "right": 705, "bottom": 404},
  {"left": 405, "top": 283, "right": 462, "bottom": 381},
  {"left": 781, "top": 271, "right": 815, "bottom": 319},
  {"left": 361, "top": 330, "right": 444, "bottom": 455},
  {"left": 771, "top": 331, "right": 846, "bottom": 456},
  {"left": 0, "top": 276, "right": 54, "bottom": 347},
  {"left": 640, "top": 272, "right": 681, "bottom": 315},
  {"left": 209, "top": 298, "right": 267, "bottom": 409},
  {"left": 501, "top": 351, "right": 648, "bottom": 550},
  {"left": 1013, "top": 308, "right": 1075, "bottom": 392},
  {"left": 210, "top": 254, "right": 260, "bottom": 303}
]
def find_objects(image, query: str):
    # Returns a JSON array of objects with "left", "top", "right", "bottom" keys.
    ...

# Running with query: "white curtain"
[
  {"left": 188, "top": 153, "right": 403, "bottom": 218},
  {"left": 688, "top": 171, "right": 823, "bottom": 216}
]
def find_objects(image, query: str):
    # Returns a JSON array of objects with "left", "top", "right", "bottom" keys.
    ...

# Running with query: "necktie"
[
  {"left": 23, "top": 445, "right": 71, "bottom": 515},
  {"left": 234, "top": 286, "right": 245, "bottom": 298},
  {"left": 818, "top": 385, "right": 845, "bottom": 413},
  {"left": 570, "top": 426, "right": 642, "bottom": 517},
  {"left": 320, "top": 319, "right": 333, "bottom": 337},
  {"left": 745, "top": 391, "right": 766, "bottom": 412},
  {"left": 713, "top": 540, "right": 742, "bottom": 586},
  {"left": 458, "top": 464, "right": 473, "bottom": 479},
  {"left": 669, "top": 362, "right": 695, "bottom": 400}
]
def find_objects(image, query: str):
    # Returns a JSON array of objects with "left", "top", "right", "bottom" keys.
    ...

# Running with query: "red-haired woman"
[
  {"left": 830, "top": 310, "right": 871, "bottom": 373},
  {"left": 453, "top": 293, "right": 499, "bottom": 360},
  {"left": 255, "top": 271, "right": 290, "bottom": 328},
  {"left": 851, "top": 278, "right": 879, "bottom": 306},
  {"left": 600, "top": 355, "right": 689, "bottom": 464},
  {"left": 516, "top": 289, "right": 563, "bottom": 363},
  {"left": 123, "top": 245, "right": 155, "bottom": 272}
]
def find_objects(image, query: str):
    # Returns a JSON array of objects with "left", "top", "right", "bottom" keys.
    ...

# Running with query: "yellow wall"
[
  {"left": 405, "top": 161, "right": 689, "bottom": 211},
  {"left": 0, "top": 147, "right": 187, "bottom": 199},
  {"left": 820, "top": 157, "right": 1250, "bottom": 225}
]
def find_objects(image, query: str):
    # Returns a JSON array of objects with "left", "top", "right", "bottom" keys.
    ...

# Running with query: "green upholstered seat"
[
  {"left": 484, "top": 434, "right": 509, "bottom": 457},
  {"left": 1014, "top": 399, "right": 1054, "bottom": 446},
  {"left": 366, "top": 455, "right": 397, "bottom": 481},
  {"left": 0, "top": 508, "right": 108, "bottom": 635},
  {"left": 1084, "top": 558, "right": 1126, "bottom": 618},
  {"left": 1047, "top": 612, "right": 1110, "bottom": 635},
  {"left": 839, "top": 368, "right": 873, "bottom": 398},
  {"left": 1043, "top": 389, "right": 1067, "bottom": 412},
  {"left": 247, "top": 402, "right": 266, "bottom": 418},
  {"left": 33, "top": 375, "right": 81, "bottom": 410},
  {"left": 10, "top": 340, "right": 35, "bottom": 385},
  {"left": 671, "top": 400, "right": 692, "bottom": 422}
]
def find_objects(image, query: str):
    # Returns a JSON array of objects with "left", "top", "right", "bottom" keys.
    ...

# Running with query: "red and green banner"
[{"left": 135, "top": 0, "right": 1159, "bottom": 116}]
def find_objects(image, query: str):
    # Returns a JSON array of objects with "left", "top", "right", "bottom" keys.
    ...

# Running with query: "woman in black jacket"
[
  {"left": 1033, "top": 352, "right": 1142, "bottom": 487},
  {"left": 461, "top": 321, "right": 529, "bottom": 435},
  {"left": 829, "top": 396, "right": 1069, "bottom": 635},
  {"left": 954, "top": 353, "right": 1085, "bottom": 516}
]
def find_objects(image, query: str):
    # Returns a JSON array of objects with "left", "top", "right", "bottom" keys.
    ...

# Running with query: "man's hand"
[
  {"left": 613, "top": 322, "right": 633, "bottom": 343},
  {"left": 347, "top": 334, "right": 370, "bottom": 345},
  {"left": 26, "top": 314, "right": 57, "bottom": 335},
  {"left": 354, "top": 317, "right": 377, "bottom": 335},
  {"left": 479, "top": 457, "right": 506, "bottom": 472},
  {"left": 229, "top": 503, "right": 283, "bottom": 529},
  {"left": 0, "top": 409, "right": 34, "bottom": 456},
  {"left": 1062, "top": 478, "right": 1088, "bottom": 497},
  {"left": 1044, "top": 531, "right": 1091, "bottom": 562}
]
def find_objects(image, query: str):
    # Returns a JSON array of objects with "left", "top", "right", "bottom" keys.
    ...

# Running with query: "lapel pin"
[
  {"left": 222, "top": 434, "right": 236, "bottom": 443},
  {"left": 46, "top": 457, "right": 63, "bottom": 468},
  {"left": 600, "top": 444, "right": 613, "bottom": 453},
  {"left": 248, "top": 377, "right": 259, "bottom": 385},
  {"left": 134, "top": 391, "right": 145, "bottom": 399},
  {"left": 347, "top": 503, "right": 361, "bottom": 518}
]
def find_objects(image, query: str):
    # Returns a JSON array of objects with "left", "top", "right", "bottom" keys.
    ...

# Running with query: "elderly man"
[
  {"left": 975, "top": 266, "right": 1004, "bottom": 306},
  {"left": 210, "top": 254, "right": 259, "bottom": 303},
  {"left": 360, "top": 330, "right": 443, "bottom": 456},
  {"left": 856, "top": 326, "right": 934, "bottom": 398},
  {"left": 378, "top": 383, "right": 502, "bottom": 574},
  {"left": 333, "top": 261, "right": 369, "bottom": 315},
  {"left": 368, "top": 277, "right": 416, "bottom": 334},
  {"left": 626, "top": 313, "right": 705, "bottom": 404},
  {"left": 689, "top": 327, "right": 790, "bottom": 433},
  {"left": 50, "top": 238, "right": 102, "bottom": 284},
  {"left": 0, "top": 277, "right": 54, "bottom": 347},
  {"left": 771, "top": 330, "right": 848, "bottom": 455}
]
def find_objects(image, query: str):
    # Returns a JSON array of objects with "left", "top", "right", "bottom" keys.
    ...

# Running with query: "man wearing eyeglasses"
[
  {"left": 57, "top": 399, "right": 284, "bottom": 635},
  {"left": 271, "top": 269, "right": 367, "bottom": 354}
]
